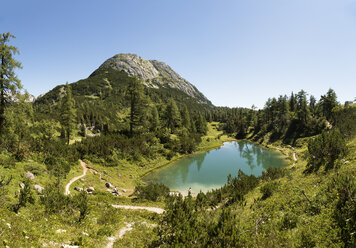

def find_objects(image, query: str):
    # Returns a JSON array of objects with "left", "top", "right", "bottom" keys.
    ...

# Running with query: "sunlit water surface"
[{"left": 144, "top": 141, "right": 287, "bottom": 194}]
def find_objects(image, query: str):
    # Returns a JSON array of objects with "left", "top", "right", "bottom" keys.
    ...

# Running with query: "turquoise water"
[{"left": 144, "top": 141, "right": 287, "bottom": 194}]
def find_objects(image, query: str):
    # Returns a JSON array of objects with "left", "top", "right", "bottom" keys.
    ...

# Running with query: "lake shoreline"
[
  {"left": 143, "top": 140, "right": 289, "bottom": 195},
  {"left": 139, "top": 138, "right": 233, "bottom": 179}
]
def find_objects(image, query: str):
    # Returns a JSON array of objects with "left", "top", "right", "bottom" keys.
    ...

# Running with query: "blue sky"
[{"left": 1, "top": 0, "right": 356, "bottom": 108}]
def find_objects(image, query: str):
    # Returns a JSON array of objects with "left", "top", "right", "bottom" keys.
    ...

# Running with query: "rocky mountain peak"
[{"left": 96, "top": 53, "right": 210, "bottom": 104}]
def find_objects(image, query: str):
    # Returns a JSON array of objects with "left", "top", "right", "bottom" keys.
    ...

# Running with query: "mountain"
[
  {"left": 92, "top": 54, "right": 210, "bottom": 104},
  {"left": 36, "top": 53, "right": 212, "bottom": 107}
]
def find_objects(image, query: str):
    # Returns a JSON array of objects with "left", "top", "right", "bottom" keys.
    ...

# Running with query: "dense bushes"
[
  {"left": 41, "top": 183, "right": 89, "bottom": 221},
  {"left": 331, "top": 173, "right": 356, "bottom": 247},
  {"left": 305, "top": 129, "right": 347, "bottom": 172},
  {"left": 260, "top": 181, "right": 278, "bottom": 200},
  {"left": 135, "top": 183, "right": 170, "bottom": 201},
  {"left": 224, "top": 170, "right": 259, "bottom": 205},
  {"left": 41, "top": 183, "right": 70, "bottom": 214},
  {"left": 261, "top": 167, "right": 286, "bottom": 181},
  {"left": 12, "top": 179, "right": 35, "bottom": 213}
]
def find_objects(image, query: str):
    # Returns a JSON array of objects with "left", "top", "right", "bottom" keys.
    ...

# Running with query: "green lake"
[{"left": 144, "top": 141, "right": 287, "bottom": 194}]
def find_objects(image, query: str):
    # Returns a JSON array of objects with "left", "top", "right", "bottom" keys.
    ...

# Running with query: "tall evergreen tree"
[
  {"left": 320, "top": 88, "right": 338, "bottom": 121},
  {"left": 289, "top": 92, "right": 296, "bottom": 112},
  {"left": 150, "top": 105, "right": 160, "bottom": 132},
  {"left": 165, "top": 98, "right": 181, "bottom": 133},
  {"left": 5, "top": 92, "right": 33, "bottom": 157},
  {"left": 60, "top": 83, "right": 76, "bottom": 145},
  {"left": 126, "top": 77, "right": 148, "bottom": 136},
  {"left": 0, "top": 33, "right": 22, "bottom": 137},
  {"left": 276, "top": 95, "right": 290, "bottom": 134},
  {"left": 181, "top": 105, "right": 191, "bottom": 130},
  {"left": 296, "top": 90, "right": 309, "bottom": 124},
  {"left": 195, "top": 113, "right": 208, "bottom": 135},
  {"left": 309, "top": 95, "right": 317, "bottom": 117}
]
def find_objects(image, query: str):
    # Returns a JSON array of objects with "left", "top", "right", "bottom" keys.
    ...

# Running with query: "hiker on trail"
[{"left": 188, "top": 187, "right": 192, "bottom": 195}]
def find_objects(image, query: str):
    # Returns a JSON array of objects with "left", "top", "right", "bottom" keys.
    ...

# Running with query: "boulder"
[
  {"left": 87, "top": 186, "right": 94, "bottom": 193},
  {"left": 19, "top": 183, "right": 25, "bottom": 189},
  {"left": 105, "top": 182, "right": 112, "bottom": 188},
  {"left": 80, "top": 178, "right": 85, "bottom": 182},
  {"left": 74, "top": 187, "right": 83, "bottom": 191},
  {"left": 118, "top": 173, "right": 122, "bottom": 177},
  {"left": 24, "top": 172, "right": 35, "bottom": 180},
  {"left": 33, "top": 185, "right": 44, "bottom": 193},
  {"left": 122, "top": 189, "right": 127, "bottom": 193},
  {"left": 61, "top": 245, "right": 78, "bottom": 248}
]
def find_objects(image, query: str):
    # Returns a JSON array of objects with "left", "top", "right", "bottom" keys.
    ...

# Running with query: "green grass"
[{"left": 2, "top": 124, "right": 354, "bottom": 247}]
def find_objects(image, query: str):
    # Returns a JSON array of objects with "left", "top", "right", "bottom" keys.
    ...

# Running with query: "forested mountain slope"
[{"left": 35, "top": 54, "right": 212, "bottom": 117}]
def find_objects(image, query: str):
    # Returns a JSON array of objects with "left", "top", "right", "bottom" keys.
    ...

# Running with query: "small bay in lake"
[{"left": 144, "top": 141, "right": 287, "bottom": 194}]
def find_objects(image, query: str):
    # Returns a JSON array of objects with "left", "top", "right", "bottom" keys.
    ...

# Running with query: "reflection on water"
[{"left": 144, "top": 141, "right": 287, "bottom": 194}]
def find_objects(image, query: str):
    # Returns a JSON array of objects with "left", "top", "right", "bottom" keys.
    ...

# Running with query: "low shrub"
[
  {"left": 135, "top": 183, "right": 170, "bottom": 201},
  {"left": 260, "top": 181, "right": 278, "bottom": 200}
]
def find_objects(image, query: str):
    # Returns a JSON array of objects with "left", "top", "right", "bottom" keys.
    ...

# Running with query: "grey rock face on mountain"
[{"left": 97, "top": 54, "right": 210, "bottom": 104}]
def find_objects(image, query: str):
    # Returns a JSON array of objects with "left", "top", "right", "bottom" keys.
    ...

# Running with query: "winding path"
[
  {"left": 111, "top": 204, "right": 165, "bottom": 214},
  {"left": 64, "top": 160, "right": 165, "bottom": 246},
  {"left": 65, "top": 160, "right": 88, "bottom": 195},
  {"left": 293, "top": 152, "right": 298, "bottom": 161},
  {"left": 105, "top": 222, "right": 134, "bottom": 248}
]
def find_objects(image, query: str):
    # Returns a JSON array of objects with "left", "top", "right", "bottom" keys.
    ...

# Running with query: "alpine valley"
[{"left": 0, "top": 45, "right": 355, "bottom": 247}]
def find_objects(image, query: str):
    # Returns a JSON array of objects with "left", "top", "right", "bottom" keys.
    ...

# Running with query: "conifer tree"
[
  {"left": 150, "top": 105, "right": 160, "bottom": 132},
  {"left": 309, "top": 95, "right": 317, "bottom": 117},
  {"left": 165, "top": 98, "right": 181, "bottom": 133},
  {"left": 296, "top": 90, "right": 309, "bottom": 125},
  {"left": 289, "top": 92, "right": 296, "bottom": 112},
  {"left": 127, "top": 77, "right": 148, "bottom": 136},
  {"left": 60, "top": 83, "right": 76, "bottom": 145},
  {"left": 195, "top": 113, "right": 207, "bottom": 135},
  {"left": 0, "top": 33, "right": 22, "bottom": 136},
  {"left": 181, "top": 105, "right": 191, "bottom": 130},
  {"left": 5, "top": 92, "right": 33, "bottom": 156},
  {"left": 320, "top": 88, "right": 338, "bottom": 121}
]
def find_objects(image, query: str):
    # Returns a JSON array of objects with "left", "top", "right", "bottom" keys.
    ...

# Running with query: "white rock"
[
  {"left": 34, "top": 185, "right": 44, "bottom": 193},
  {"left": 24, "top": 172, "right": 35, "bottom": 180}
]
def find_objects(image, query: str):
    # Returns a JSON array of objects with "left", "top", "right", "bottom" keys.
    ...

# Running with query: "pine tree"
[
  {"left": 296, "top": 90, "right": 309, "bottom": 125},
  {"left": 150, "top": 105, "right": 160, "bottom": 132},
  {"left": 309, "top": 95, "right": 317, "bottom": 117},
  {"left": 320, "top": 88, "right": 338, "bottom": 121},
  {"left": 60, "top": 83, "right": 76, "bottom": 145},
  {"left": 181, "top": 105, "right": 191, "bottom": 130},
  {"left": 276, "top": 95, "right": 290, "bottom": 134},
  {"left": 289, "top": 92, "right": 296, "bottom": 112},
  {"left": 5, "top": 92, "right": 33, "bottom": 157},
  {"left": 195, "top": 113, "right": 207, "bottom": 135},
  {"left": 126, "top": 77, "right": 148, "bottom": 136},
  {"left": 165, "top": 98, "right": 181, "bottom": 133},
  {"left": 0, "top": 33, "right": 22, "bottom": 137}
]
